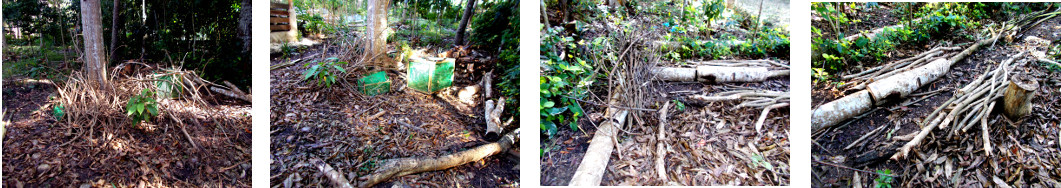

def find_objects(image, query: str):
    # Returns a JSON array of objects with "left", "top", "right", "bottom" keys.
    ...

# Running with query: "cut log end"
[{"left": 1002, "top": 74, "right": 1038, "bottom": 119}]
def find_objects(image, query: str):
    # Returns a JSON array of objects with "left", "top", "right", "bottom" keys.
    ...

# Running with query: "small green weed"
[
  {"left": 874, "top": 169, "right": 895, "bottom": 188},
  {"left": 302, "top": 57, "right": 347, "bottom": 88},
  {"left": 672, "top": 99, "right": 685, "bottom": 111},
  {"left": 52, "top": 103, "right": 65, "bottom": 121},
  {"left": 126, "top": 89, "right": 160, "bottom": 127}
]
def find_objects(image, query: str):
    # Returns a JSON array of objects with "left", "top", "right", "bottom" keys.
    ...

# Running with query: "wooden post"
[{"left": 1003, "top": 74, "right": 1038, "bottom": 119}]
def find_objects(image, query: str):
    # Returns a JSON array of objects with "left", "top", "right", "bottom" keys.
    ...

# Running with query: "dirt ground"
[
  {"left": 268, "top": 38, "right": 519, "bottom": 187},
  {"left": 2, "top": 79, "right": 252, "bottom": 187},
  {"left": 812, "top": 9, "right": 1061, "bottom": 187}
]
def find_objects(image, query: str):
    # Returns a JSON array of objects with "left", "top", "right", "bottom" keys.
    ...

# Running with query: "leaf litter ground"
[
  {"left": 812, "top": 8, "right": 1061, "bottom": 187},
  {"left": 269, "top": 40, "right": 518, "bottom": 187}
]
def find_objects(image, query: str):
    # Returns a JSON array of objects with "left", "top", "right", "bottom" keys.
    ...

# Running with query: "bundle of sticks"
[
  {"left": 841, "top": 46, "right": 963, "bottom": 90},
  {"left": 893, "top": 52, "right": 1026, "bottom": 160},
  {"left": 688, "top": 89, "right": 790, "bottom": 132}
]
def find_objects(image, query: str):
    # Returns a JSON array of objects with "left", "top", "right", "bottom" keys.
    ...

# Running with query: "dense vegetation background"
[{"left": 3, "top": 0, "right": 251, "bottom": 87}]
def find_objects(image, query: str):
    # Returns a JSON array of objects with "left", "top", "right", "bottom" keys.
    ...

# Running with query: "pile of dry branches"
[
  {"left": 688, "top": 88, "right": 790, "bottom": 132},
  {"left": 893, "top": 52, "right": 1028, "bottom": 160},
  {"left": 55, "top": 66, "right": 247, "bottom": 146},
  {"left": 841, "top": 46, "right": 963, "bottom": 90}
]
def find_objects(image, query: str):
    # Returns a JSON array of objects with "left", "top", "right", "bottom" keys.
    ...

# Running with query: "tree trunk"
[
  {"left": 455, "top": 0, "right": 477, "bottom": 46},
  {"left": 81, "top": 0, "right": 108, "bottom": 87},
  {"left": 238, "top": 0, "right": 252, "bottom": 53},
  {"left": 1003, "top": 74, "right": 1037, "bottom": 119},
  {"left": 366, "top": 0, "right": 391, "bottom": 64},
  {"left": 109, "top": 0, "right": 120, "bottom": 63}
]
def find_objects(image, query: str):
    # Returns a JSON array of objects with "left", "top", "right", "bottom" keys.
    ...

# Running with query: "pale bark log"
[
  {"left": 811, "top": 90, "right": 873, "bottom": 132},
  {"left": 484, "top": 97, "right": 504, "bottom": 141},
  {"left": 569, "top": 110, "right": 629, "bottom": 186},
  {"left": 652, "top": 66, "right": 788, "bottom": 83},
  {"left": 359, "top": 128, "right": 519, "bottom": 188},
  {"left": 866, "top": 58, "right": 951, "bottom": 105}
]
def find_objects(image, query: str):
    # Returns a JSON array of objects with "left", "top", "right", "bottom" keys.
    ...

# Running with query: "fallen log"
[
  {"left": 484, "top": 97, "right": 505, "bottom": 141},
  {"left": 812, "top": 30, "right": 1004, "bottom": 133},
  {"left": 652, "top": 66, "right": 789, "bottom": 83},
  {"left": 358, "top": 128, "right": 519, "bottom": 188},
  {"left": 569, "top": 110, "right": 630, "bottom": 186}
]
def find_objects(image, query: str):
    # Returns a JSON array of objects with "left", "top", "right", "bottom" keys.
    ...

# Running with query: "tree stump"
[{"left": 1003, "top": 74, "right": 1038, "bottom": 119}]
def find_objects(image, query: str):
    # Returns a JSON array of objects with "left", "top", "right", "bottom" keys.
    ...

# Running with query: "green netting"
[
  {"left": 155, "top": 74, "right": 183, "bottom": 99},
  {"left": 358, "top": 71, "right": 391, "bottom": 96},
  {"left": 407, "top": 57, "right": 454, "bottom": 93}
]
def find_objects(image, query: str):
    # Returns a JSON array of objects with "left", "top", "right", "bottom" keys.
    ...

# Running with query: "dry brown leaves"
[{"left": 269, "top": 43, "right": 518, "bottom": 187}]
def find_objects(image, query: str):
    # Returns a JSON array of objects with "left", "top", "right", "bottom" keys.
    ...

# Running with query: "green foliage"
[
  {"left": 812, "top": 5, "right": 975, "bottom": 75},
  {"left": 52, "top": 103, "right": 65, "bottom": 121},
  {"left": 302, "top": 57, "right": 347, "bottom": 88},
  {"left": 540, "top": 27, "right": 595, "bottom": 139},
  {"left": 471, "top": 0, "right": 520, "bottom": 118},
  {"left": 278, "top": 42, "right": 299, "bottom": 59},
  {"left": 702, "top": 0, "right": 726, "bottom": 23},
  {"left": 812, "top": 2, "right": 851, "bottom": 35},
  {"left": 672, "top": 99, "right": 685, "bottom": 111},
  {"left": 811, "top": 68, "right": 832, "bottom": 84},
  {"left": 297, "top": 12, "right": 333, "bottom": 36},
  {"left": 874, "top": 169, "right": 895, "bottom": 188},
  {"left": 390, "top": 19, "right": 455, "bottom": 46},
  {"left": 740, "top": 26, "right": 791, "bottom": 58},
  {"left": 126, "top": 89, "right": 159, "bottom": 127}
]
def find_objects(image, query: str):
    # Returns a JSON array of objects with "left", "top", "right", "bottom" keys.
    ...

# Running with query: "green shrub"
[
  {"left": 126, "top": 89, "right": 160, "bottom": 127},
  {"left": 472, "top": 0, "right": 520, "bottom": 118},
  {"left": 298, "top": 12, "right": 332, "bottom": 36},
  {"left": 874, "top": 169, "right": 895, "bottom": 188},
  {"left": 302, "top": 57, "right": 347, "bottom": 88},
  {"left": 540, "top": 27, "right": 595, "bottom": 138}
]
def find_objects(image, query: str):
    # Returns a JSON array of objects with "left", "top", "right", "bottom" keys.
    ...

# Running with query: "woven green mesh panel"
[
  {"left": 407, "top": 57, "right": 454, "bottom": 93},
  {"left": 358, "top": 71, "right": 391, "bottom": 96},
  {"left": 155, "top": 74, "right": 183, "bottom": 99}
]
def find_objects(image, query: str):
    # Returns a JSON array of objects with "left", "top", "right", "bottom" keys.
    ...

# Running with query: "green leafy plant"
[
  {"left": 302, "top": 57, "right": 347, "bottom": 88},
  {"left": 874, "top": 169, "right": 895, "bottom": 188},
  {"left": 126, "top": 89, "right": 160, "bottom": 127},
  {"left": 672, "top": 99, "right": 686, "bottom": 111},
  {"left": 52, "top": 103, "right": 65, "bottom": 121},
  {"left": 540, "top": 27, "right": 596, "bottom": 139}
]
